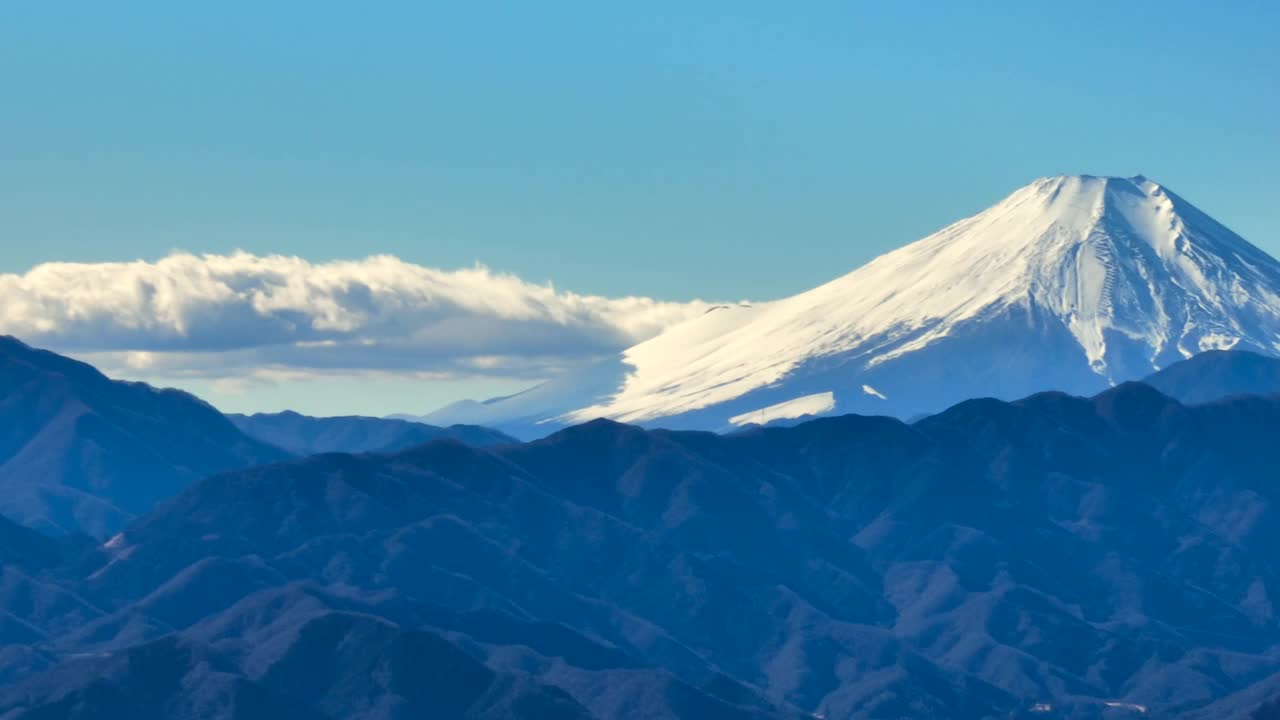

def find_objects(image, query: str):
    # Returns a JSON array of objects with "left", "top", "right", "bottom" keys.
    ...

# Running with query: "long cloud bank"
[{"left": 0, "top": 252, "right": 714, "bottom": 381}]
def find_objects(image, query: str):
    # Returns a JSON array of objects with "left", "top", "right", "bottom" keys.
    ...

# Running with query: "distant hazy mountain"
[
  {"left": 1143, "top": 349, "right": 1280, "bottom": 405},
  {"left": 228, "top": 410, "right": 514, "bottom": 456},
  {"left": 0, "top": 336, "right": 289, "bottom": 537},
  {"left": 427, "top": 175, "right": 1280, "bottom": 437},
  {"left": 9, "top": 384, "right": 1280, "bottom": 718}
]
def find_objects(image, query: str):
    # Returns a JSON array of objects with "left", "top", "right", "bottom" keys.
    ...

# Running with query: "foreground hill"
[
  {"left": 227, "top": 410, "right": 514, "bottom": 456},
  {"left": 0, "top": 336, "right": 290, "bottom": 537},
  {"left": 6, "top": 384, "right": 1280, "bottom": 718},
  {"left": 426, "top": 175, "right": 1280, "bottom": 437}
]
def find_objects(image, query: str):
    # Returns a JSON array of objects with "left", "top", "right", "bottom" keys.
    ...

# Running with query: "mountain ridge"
[
  {"left": 1142, "top": 349, "right": 1280, "bottom": 404},
  {"left": 0, "top": 335, "right": 291, "bottom": 537},
  {"left": 227, "top": 410, "right": 515, "bottom": 456}
]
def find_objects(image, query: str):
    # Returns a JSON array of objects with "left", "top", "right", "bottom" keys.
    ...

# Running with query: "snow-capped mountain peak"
[{"left": 429, "top": 175, "right": 1280, "bottom": 435}]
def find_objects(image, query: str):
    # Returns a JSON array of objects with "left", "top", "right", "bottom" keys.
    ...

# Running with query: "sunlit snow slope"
[{"left": 434, "top": 175, "right": 1280, "bottom": 434}]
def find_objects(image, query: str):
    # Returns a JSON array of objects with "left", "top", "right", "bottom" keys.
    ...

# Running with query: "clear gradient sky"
[{"left": 2, "top": 2, "right": 1278, "bottom": 415}]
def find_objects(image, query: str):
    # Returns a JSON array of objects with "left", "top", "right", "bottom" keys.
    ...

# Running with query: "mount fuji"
[{"left": 426, "top": 175, "right": 1280, "bottom": 436}]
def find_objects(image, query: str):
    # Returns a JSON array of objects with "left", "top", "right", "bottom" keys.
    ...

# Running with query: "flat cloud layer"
[{"left": 0, "top": 252, "right": 713, "bottom": 382}]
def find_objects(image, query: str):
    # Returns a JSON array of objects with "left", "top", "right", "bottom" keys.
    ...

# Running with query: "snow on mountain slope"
[
  {"left": 433, "top": 175, "right": 1280, "bottom": 434},
  {"left": 728, "top": 391, "right": 835, "bottom": 427}
]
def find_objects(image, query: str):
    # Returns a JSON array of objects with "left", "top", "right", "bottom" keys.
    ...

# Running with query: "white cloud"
[{"left": 0, "top": 251, "right": 714, "bottom": 383}]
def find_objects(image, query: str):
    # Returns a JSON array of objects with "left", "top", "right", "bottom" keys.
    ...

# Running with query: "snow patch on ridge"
[
  {"left": 862, "top": 384, "right": 887, "bottom": 400},
  {"left": 729, "top": 392, "right": 835, "bottom": 427}
]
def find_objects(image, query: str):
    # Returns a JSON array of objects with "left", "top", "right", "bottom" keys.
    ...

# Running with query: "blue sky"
[{"left": 2, "top": 2, "right": 1278, "bottom": 415}]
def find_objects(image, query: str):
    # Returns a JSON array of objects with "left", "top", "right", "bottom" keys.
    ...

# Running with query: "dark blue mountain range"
[{"left": 4, "top": 342, "right": 1280, "bottom": 718}]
